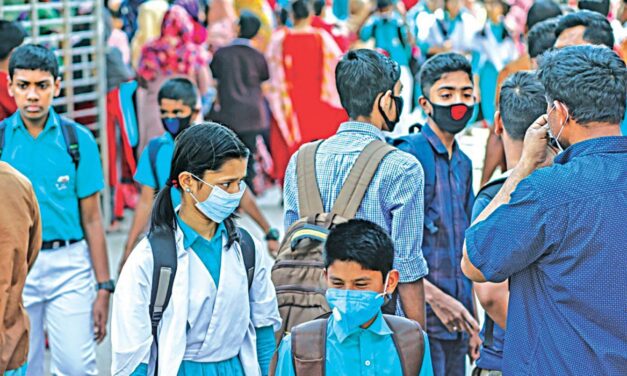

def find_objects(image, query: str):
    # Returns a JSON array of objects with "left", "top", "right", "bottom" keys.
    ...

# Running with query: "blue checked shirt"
[
  {"left": 396, "top": 124, "right": 475, "bottom": 340},
  {"left": 283, "top": 122, "right": 429, "bottom": 291}
]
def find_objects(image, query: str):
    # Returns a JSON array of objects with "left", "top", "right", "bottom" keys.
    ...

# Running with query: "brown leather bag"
[
  {"left": 279, "top": 314, "right": 425, "bottom": 376},
  {"left": 271, "top": 140, "right": 395, "bottom": 344}
]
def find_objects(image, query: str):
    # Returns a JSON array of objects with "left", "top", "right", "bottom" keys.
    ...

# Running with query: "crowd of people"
[{"left": 0, "top": 0, "right": 625, "bottom": 375}]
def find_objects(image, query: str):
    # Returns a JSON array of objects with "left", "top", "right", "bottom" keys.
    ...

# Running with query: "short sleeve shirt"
[
  {"left": 466, "top": 137, "right": 627, "bottom": 374},
  {"left": 1, "top": 109, "right": 104, "bottom": 241},
  {"left": 134, "top": 132, "right": 181, "bottom": 206}
]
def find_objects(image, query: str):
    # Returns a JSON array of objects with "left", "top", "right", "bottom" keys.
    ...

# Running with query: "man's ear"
[
  {"left": 7, "top": 76, "right": 14, "bottom": 98},
  {"left": 53, "top": 77, "right": 62, "bottom": 97},
  {"left": 494, "top": 110, "right": 504, "bottom": 136},
  {"left": 555, "top": 101, "right": 571, "bottom": 125},
  {"left": 385, "top": 270, "right": 400, "bottom": 294},
  {"left": 192, "top": 108, "right": 200, "bottom": 120},
  {"left": 418, "top": 96, "right": 431, "bottom": 116}
]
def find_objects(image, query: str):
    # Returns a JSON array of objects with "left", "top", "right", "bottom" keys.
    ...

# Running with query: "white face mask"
[{"left": 186, "top": 174, "right": 246, "bottom": 223}]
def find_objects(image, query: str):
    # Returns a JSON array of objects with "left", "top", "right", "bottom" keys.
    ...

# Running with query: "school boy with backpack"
[
  {"left": 273, "top": 219, "right": 434, "bottom": 376},
  {"left": 0, "top": 44, "right": 112, "bottom": 376},
  {"left": 393, "top": 53, "right": 479, "bottom": 376},
  {"left": 471, "top": 71, "right": 548, "bottom": 376},
  {"left": 281, "top": 49, "right": 428, "bottom": 336}
]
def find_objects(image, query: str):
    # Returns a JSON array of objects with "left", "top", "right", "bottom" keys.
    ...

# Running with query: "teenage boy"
[
  {"left": 471, "top": 71, "right": 547, "bottom": 376},
  {"left": 283, "top": 49, "right": 428, "bottom": 327},
  {"left": 274, "top": 219, "right": 434, "bottom": 376},
  {"left": 121, "top": 78, "right": 280, "bottom": 269},
  {"left": 394, "top": 53, "right": 479, "bottom": 376},
  {"left": 1, "top": 44, "right": 112, "bottom": 376},
  {"left": 0, "top": 20, "right": 26, "bottom": 121}
]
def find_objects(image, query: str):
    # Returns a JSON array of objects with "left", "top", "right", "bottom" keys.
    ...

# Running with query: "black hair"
[
  {"left": 8, "top": 44, "right": 59, "bottom": 79},
  {"left": 526, "top": 0, "right": 562, "bottom": 31},
  {"left": 313, "top": 0, "right": 325, "bottom": 16},
  {"left": 537, "top": 45, "right": 626, "bottom": 125},
  {"left": 335, "top": 49, "right": 401, "bottom": 119},
  {"left": 527, "top": 17, "right": 559, "bottom": 58},
  {"left": 278, "top": 7, "right": 290, "bottom": 26},
  {"left": 578, "top": 0, "right": 610, "bottom": 17},
  {"left": 292, "top": 0, "right": 313, "bottom": 20},
  {"left": 377, "top": 0, "right": 394, "bottom": 10},
  {"left": 150, "top": 122, "right": 249, "bottom": 232},
  {"left": 239, "top": 10, "right": 262, "bottom": 39},
  {"left": 158, "top": 77, "right": 198, "bottom": 110},
  {"left": 419, "top": 52, "right": 473, "bottom": 99},
  {"left": 499, "top": 71, "right": 547, "bottom": 140},
  {"left": 555, "top": 10, "right": 614, "bottom": 48},
  {"left": 0, "top": 21, "right": 26, "bottom": 61},
  {"left": 324, "top": 219, "right": 395, "bottom": 278}
]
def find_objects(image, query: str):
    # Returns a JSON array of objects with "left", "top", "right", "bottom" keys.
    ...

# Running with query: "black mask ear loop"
[{"left": 378, "top": 93, "right": 395, "bottom": 130}]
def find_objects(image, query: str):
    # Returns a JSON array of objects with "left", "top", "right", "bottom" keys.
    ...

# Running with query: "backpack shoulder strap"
[
  {"left": 236, "top": 226, "right": 256, "bottom": 290},
  {"left": 148, "top": 226, "right": 178, "bottom": 366},
  {"left": 477, "top": 176, "right": 507, "bottom": 203},
  {"left": 0, "top": 122, "right": 6, "bottom": 160},
  {"left": 383, "top": 314, "right": 425, "bottom": 376},
  {"left": 291, "top": 318, "right": 327, "bottom": 376},
  {"left": 148, "top": 138, "right": 165, "bottom": 191},
  {"left": 60, "top": 118, "right": 80, "bottom": 170},
  {"left": 331, "top": 140, "right": 395, "bottom": 218},
  {"left": 297, "top": 141, "right": 325, "bottom": 217}
]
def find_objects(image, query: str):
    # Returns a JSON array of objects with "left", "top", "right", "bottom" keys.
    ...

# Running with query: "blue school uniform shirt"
[
  {"left": 275, "top": 312, "right": 434, "bottom": 376},
  {"left": 466, "top": 136, "right": 627, "bottom": 374},
  {"left": 360, "top": 13, "right": 411, "bottom": 67},
  {"left": 134, "top": 132, "right": 181, "bottom": 206},
  {"left": 0, "top": 109, "right": 104, "bottom": 241}
]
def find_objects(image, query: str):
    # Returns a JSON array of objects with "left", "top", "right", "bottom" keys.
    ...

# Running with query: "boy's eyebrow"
[
  {"left": 437, "top": 85, "right": 474, "bottom": 91},
  {"left": 352, "top": 277, "right": 372, "bottom": 282}
]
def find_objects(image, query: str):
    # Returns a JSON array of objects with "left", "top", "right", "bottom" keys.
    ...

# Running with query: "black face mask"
[
  {"left": 161, "top": 115, "right": 192, "bottom": 138},
  {"left": 378, "top": 95, "right": 404, "bottom": 132},
  {"left": 428, "top": 101, "right": 474, "bottom": 134}
]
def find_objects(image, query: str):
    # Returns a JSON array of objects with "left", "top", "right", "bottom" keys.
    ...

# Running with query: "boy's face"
[
  {"left": 422, "top": 70, "right": 474, "bottom": 110},
  {"left": 159, "top": 98, "right": 194, "bottom": 119},
  {"left": 9, "top": 69, "right": 60, "bottom": 124},
  {"left": 326, "top": 260, "right": 399, "bottom": 294}
]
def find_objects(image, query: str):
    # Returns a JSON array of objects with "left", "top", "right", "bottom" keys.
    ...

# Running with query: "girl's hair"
[
  {"left": 291, "top": 0, "right": 312, "bottom": 21},
  {"left": 150, "top": 122, "right": 249, "bottom": 233}
]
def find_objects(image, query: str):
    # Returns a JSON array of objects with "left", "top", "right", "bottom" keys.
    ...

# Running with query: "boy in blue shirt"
[
  {"left": 121, "top": 78, "right": 280, "bottom": 269},
  {"left": 274, "top": 219, "right": 434, "bottom": 376},
  {"left": 1, "top": 44, "right": 112, "bottom": 376}
]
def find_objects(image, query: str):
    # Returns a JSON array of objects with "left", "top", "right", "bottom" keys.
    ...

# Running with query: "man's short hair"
[
  {"left": 538, "top": 45, "right": 626, "bottom": 125},
  {"left": 419, "top": 53, "right": 473, "bottom": 99},
  {"left": 526, "top": 0, "right": 562, "bottom": 31},
  {"left": 324, "top": 219, "right": 394, "bottom": 278},
  {"left": 8, "top": 44, "right": 59, "bottom": 79},
  {"left": 528, "top": 18, "right": 559, "bottom": 58},
  {"left": 238, "top": 10, "right": 261, "bottom": 39},
  {"left": 578, "top": 0, "right": 610, "bottom": 17},
  {"left": 292, "top": 0, "right": 313, "bottom": 20},
  {"left": 158, "top": 78, "right": 198, "bottom": 110},
  {"left": 499, "top": 71, "right": 547, "bottom": 141},
  {"left": 313, "top": 0, "right": 325, "bottom": 16},
  {"left": 555, "top": 10, "right": 614, "bottom": 48},
  {"left": 0, "top": 21, "right": 26, "bottom": 61},
  {"left": 335, "top": 49, "right": 400, "bottom": 119}
]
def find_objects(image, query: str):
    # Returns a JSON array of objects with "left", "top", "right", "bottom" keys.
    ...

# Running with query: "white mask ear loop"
[{"left": 378, "top": 273, "right": 391, "bottom": 298}]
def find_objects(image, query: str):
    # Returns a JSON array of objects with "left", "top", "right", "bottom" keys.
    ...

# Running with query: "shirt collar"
[
  {"left": 176, "top": 213, "right": 226, "bottom": 249},
  {"left": 231, "top": 38, "right": 252, "bottom": 47},
  {"left": 12, "top": 107, "right": 59, "bottom": 131},
  {"left": 554, "top": 136, "right": 627, "bottom": 165},
  {"left": 337, "top": 121, "right": 386, "bottom": 141},
  {"left": 330, "top": 311, "right": 393, "bottom": 343},
  {"left": 421, "top": 123, "right": 458, "bottom": 156}
]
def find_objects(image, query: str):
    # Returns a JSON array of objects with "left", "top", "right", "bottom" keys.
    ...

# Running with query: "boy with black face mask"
[{"left": 394, "top": 52, "right": 479, "bottom": 376}]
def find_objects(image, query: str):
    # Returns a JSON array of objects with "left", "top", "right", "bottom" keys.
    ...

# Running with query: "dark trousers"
[
  {"left": 429, "top": 337, "right": 469, "bottom": 376},
  {"left": 237, "top": 129, "right": 270, "bottom": 195}
]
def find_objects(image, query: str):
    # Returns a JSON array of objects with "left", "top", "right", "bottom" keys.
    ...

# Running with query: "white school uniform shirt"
[
  {"left": 111, "top": 225, "right": 281, "bottom": 376},
  {"left": 472, "top": 22, "right": 518, "bottom": 72},
  {"left": 418, "top": 8, "right": 480, "bottom": 55}
]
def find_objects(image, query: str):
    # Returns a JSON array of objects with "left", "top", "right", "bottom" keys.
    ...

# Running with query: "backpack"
[
  {"left": 473, "top": 175, "right": 507, "bottom": 347},
  {"left": 284, "top": 314, "right": 425, "bottom": 376},
  {"left": 0, "top": 117, "right": 80, "bottom": 168},
  {"left": 147, "top": 137, "right": 166, "bottom": 190},
  {"left": 272, "top": 140, "right": 395, "bottom": 342},
  {"left": 147, "top": 218, "right": 256, "bottom": 374}
]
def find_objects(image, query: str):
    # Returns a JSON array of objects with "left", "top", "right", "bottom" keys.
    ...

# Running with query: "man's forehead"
[
  {"left": 11, "top": 69, "right": 56, "bottom": 82},
  {"left": 433, "top": 72, "right": 473, "bottom": 90}
]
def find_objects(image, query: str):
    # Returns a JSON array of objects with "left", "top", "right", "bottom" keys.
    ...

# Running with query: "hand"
[
  {"left": 267, "top": 240, "right": 280, "bottom": 258},
  {"left": 468, "top": 332, "right": 482, "bottom": 365},
  {"left": 430, "top": 291, "right": 480, "bottom": 335},
  {"left": 93, "top": 290, "right": 110, "bottom": 343},
  {"left": 520, "top": 115, "right": 554, "bottom": 171}
]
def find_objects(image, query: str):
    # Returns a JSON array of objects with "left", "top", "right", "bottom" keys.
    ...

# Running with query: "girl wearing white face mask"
[{"left": 111, "top": 122, "right": 281, "bottom": 376}]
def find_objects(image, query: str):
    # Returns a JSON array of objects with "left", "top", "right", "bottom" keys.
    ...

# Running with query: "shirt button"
[{"left": 365, "top": 360, "right": 371, "bottom": 367}]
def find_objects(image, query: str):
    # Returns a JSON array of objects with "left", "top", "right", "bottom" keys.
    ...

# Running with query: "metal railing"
[{"left": 0, "top": 0, "right": 112, "bottom": 224}]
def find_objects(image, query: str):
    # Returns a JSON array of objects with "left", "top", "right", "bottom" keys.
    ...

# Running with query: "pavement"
[{"left": 43, "top": 126, "right": 491, "bottom": 375}]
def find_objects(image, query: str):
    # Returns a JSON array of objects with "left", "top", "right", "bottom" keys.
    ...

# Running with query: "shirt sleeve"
[
  {"left": 255, "top": 325, "right": 276, "bottom": 376},
  {"left": 75, "top": 125, "right": 105, "bottom": 199},
  {"left": 283, "top": 152, "right": 300, "bottom": 231},
  {"left": 465, "top": 178, "right": 556, "bottom": 282},
  {"left": 134, "top": 147, "right": 157, "bottom": 189},
  {"left": 249, "top": 236, "right": 282, "bottom": 330},
  {"left": 418, "top": 332, "right": 434, "bottom": 376},
  {"left": 274, "top": 335, "right": 296, "bottom": 376},
  {"left": 384, "top": 156, "right": 429, "bottom": 282},
  {"left": 360, "top": 18, "right": 375, "bottom": 42}
]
